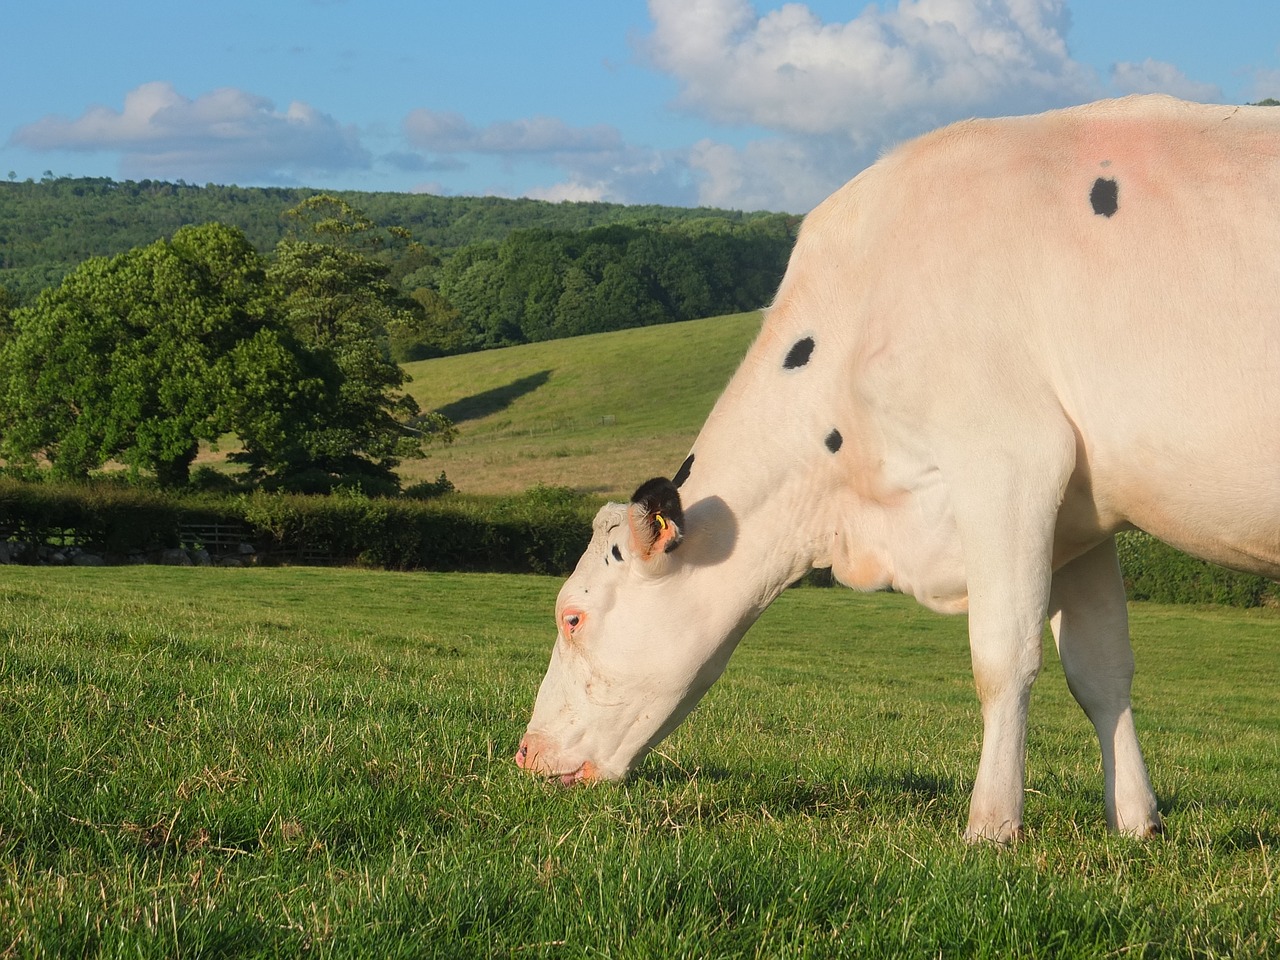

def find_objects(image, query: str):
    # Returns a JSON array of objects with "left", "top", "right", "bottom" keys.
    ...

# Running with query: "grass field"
[
  {"left": 1, "top": 566, "right": 1277, "bottom": 957},
  {"left": 398, "top": 312, "right": 761, "bottom": 499}
]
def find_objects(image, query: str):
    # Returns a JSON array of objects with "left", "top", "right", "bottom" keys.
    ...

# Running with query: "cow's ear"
[{"left": 628, "top": 477, "right": 684, "bottom": 561}]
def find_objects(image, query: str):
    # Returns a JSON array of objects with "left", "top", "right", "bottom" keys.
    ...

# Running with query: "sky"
[{"left": 3, "top": 1, "right": 1279, "bottom": 213}]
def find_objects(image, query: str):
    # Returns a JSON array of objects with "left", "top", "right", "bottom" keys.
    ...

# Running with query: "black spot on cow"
[
  {"left": 612, "top": 545, "right": 623, "bottom": 563},
  {"left": 1090, "top": 177, "right": 1118, "bottom": 217},
  {"left": 673, "top": 453, "right": 694, "bottom": 488},
  {"left": 825, "top": 429, "right": 843, "bottom": 453},
  {"left": 784, "top": 337, "right": 815, "bottom": 369}
]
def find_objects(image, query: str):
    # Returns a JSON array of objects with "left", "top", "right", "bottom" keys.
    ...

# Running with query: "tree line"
[
  {"left": 399, "top": 218, "right": 795, "bottom": 356},
  {"left": 1, "top": 176, "right": 797, "bottom": 359},
  {"left": 0, "top": 176, "right": 794, "bottom": 304}
]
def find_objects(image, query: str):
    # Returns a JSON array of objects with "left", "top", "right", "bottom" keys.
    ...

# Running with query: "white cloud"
[
  {"left": 643, "top": 0, "right": 1099, "bottom": 147},
  {"left": 524, "top": 180, "right": 612, "bottom": 203},
  {"left": 1110, "top": 59, "right": 1223, "bottom": 102},
  {"left": 688, "top": 136, "right": 839, "bottom": 211},
  {"left": 400, "top": 107, "right": 699, "bottom": 207},
  {"left": 403, "top": 110, "right": 623, "bottom": 156},
  {"left": 631, "top": 1, "right": 1241, "bottom": 212},
  {"left": 10, "top": 81, "right": 369, "bottom": 183},
  {"left": 623, "top": 0, "right": 1123, "bottom": 211}
]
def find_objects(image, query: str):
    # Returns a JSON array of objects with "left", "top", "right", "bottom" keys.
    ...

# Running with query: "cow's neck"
[
  {"left": 675, "top": 402, "right": 844, "bottom": 620},
  {"left": 669, "top": 316, "right": 965, "bottom": 618}
]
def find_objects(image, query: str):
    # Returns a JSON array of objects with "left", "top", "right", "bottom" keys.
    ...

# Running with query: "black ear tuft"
[
  {"left": 672, "top": 453, "right": 694, "bottom": 489},
  {"left": 630, "top": 477, "right": 685, "bottom": 554}
]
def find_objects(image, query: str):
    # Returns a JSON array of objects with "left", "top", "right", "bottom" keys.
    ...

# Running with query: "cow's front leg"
[
  {"left": 964, "top": 581, "right": 1047, "bottom": 844},
  {"left": 1049, "top": 537, "right": 1161, "bottom": 836},
  {"left": 947, "top": 441, "right": 1072, "bottom": 844}
]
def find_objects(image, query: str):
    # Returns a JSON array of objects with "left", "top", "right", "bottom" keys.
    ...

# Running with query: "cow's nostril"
[{"left": 515, "top": 741, "right": 529, "bottom": 768}]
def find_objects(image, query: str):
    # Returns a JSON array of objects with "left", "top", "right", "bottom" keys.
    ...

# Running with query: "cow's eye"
[{"left": 562, "top": 610, "right": 585, "bottom": 638}]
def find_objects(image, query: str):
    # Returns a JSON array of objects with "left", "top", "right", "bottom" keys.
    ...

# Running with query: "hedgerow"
[
  {"left": 1115, "top": 529, "right": 1279, "bottom": 607},
  {"left": 0, "top": 478, "right": 594, "bottom": 574},
  {"left": 1, "top": 478, "right": 1274, "bottom": 604}
]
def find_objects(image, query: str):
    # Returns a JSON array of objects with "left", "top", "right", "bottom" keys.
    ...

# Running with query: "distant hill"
[
  {"left": 0, "top": 176, "right": 785, "bottom": 303},
  {"left": 396, "top": 310, "right": 763, "bottom": 500}
]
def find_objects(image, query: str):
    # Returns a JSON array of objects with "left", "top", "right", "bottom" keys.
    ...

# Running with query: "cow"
[{"left": 514, "top": 95, "right": 1280, "bottom": 842}]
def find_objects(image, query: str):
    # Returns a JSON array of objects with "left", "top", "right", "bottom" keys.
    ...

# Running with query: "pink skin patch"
[{"left": 558, "top": 761, "right": 598, "bottom": 787}]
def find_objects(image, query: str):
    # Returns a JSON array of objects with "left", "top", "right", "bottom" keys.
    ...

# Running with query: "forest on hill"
[
  {"left": 0, "top": 177, "right": 798, "bottom": 360},
  {"left": 0, "top": 177, "right": 797, "bottom": 305}
]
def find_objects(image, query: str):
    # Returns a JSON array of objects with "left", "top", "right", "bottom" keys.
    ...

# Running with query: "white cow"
[{"left": 515, "top": 95, "right": 1280, "bottom": 842}]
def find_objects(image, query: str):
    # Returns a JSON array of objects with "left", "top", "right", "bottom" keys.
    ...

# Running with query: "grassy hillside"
[{"left": 400, "top": 311, "right": 762, "bottom": 499}]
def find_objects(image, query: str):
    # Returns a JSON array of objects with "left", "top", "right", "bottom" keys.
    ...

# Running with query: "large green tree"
[{"left": 0, "top": 223, "right": 313, "bottom": 485}]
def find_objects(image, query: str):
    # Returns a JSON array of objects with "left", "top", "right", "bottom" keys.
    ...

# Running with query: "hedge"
[
  {"left": 1, "top": 479, "right": 1276, "bottom": 605},
  {"left": 1115, "top": 529, "right": 1279, "bottom": 607},
  {"left": 237, "top": 485, "right": 593, "bottom": 574},
  {"left": 0, "top": 480, "right": 220, "bottom": 554},
  {"left": 0, "top": 479, "right": 594, "bottom": 575}
]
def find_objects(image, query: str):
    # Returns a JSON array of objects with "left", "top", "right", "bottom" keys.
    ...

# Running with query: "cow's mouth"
[
  {"left": 556, "top": 760, "right": 599, "bottom": 787},
  {"left": 515, "top": 739, "right": 599, "bottom": 786}
]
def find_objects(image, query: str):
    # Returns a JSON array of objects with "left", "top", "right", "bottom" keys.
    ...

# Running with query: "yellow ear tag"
[{"left": 655, "top": 513, "right": 667, "bottom": 531}]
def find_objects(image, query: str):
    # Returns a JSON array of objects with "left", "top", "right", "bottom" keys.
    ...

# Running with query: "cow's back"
[{"left": 787, "top": 95, "right": 1280, "bottom": 579}]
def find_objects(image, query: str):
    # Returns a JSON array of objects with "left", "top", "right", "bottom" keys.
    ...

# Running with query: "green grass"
[
  {"left": 399, "top": 312, "right": 761, "bottom": 499},
  {"left": 2, "top": 567, "right": 1278, "bottom": 957}
]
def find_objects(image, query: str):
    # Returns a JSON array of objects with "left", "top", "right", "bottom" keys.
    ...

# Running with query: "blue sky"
[{"left": 4, "top": 1, "right": 1278, "bottom": 212}]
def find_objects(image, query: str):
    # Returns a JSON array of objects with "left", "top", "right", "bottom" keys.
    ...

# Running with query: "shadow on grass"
[
  {"left": 1159, "top": 786, "right": 1280, "bottom": 844},
  {"left": 433, "top": 371, "right": 552, "bottom": 424},
  {"left": 634, "top": 758, "right": 959, "bottom": 822}
]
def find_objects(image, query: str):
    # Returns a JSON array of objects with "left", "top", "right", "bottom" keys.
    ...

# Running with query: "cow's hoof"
[
  {"left": 1114, "top": 813, "right": 1164, "bottom": 838},
  {"left": 963, "top": 820, "right": 1024, "bottom": 846}
]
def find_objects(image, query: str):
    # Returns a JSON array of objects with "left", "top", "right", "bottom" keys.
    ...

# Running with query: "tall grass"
[{"left": 1, "top": 566, "right": 1277, "bottom": 957}]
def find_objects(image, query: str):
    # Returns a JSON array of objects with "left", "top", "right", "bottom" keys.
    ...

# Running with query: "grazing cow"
[{"left": 515, "top": 95, "right": 1280, "bottom": 842}]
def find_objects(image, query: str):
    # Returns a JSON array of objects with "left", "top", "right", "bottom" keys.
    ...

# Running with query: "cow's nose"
[{"left": 514, "top": 739, "right": 530, "bottom": 769}]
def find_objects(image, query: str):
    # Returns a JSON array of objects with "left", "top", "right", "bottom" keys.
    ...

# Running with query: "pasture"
[
  {"left": 1, "top": 565, "right": 1276, "bottom": 957},
  {"left": 397, "top": 312, "right": 762, "bottom": 499}
]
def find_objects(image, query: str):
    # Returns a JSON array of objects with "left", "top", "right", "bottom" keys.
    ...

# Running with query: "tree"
[
  {"left": 1, "top": 259, "right": 120, "bottom": 478},
  {"left": 437, "top": 244, "right": 515, "bottom": 348},
  {"left": 0, "top": 285, "right": 14, "bottom": 342},
  {"left": 552, "top": 265, "right": 596, "bottom": 338},
  {"left": 397, "top": 287, "right": 474, "bottom": 360},
  {"left": 1, "top": 213, "right": 455, "bottom": 492},
  {"left": 261, "top": 197, "right": 453, "bottom": 493},
  {"left": 0, "top": 223, "right": 312, "bottom": 484}
]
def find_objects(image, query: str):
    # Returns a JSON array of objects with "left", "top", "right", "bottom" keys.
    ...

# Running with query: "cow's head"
[{"left": 515, "top": 474, "right": 751, "bottom": 784}]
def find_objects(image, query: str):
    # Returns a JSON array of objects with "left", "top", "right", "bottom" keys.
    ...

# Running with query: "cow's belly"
[
  {"left": 1123, "top": 486, "right": 1280, "bottom": 580},
  {"left": 1064, "top": 413, "right": 1280, "bottom": 580}
]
